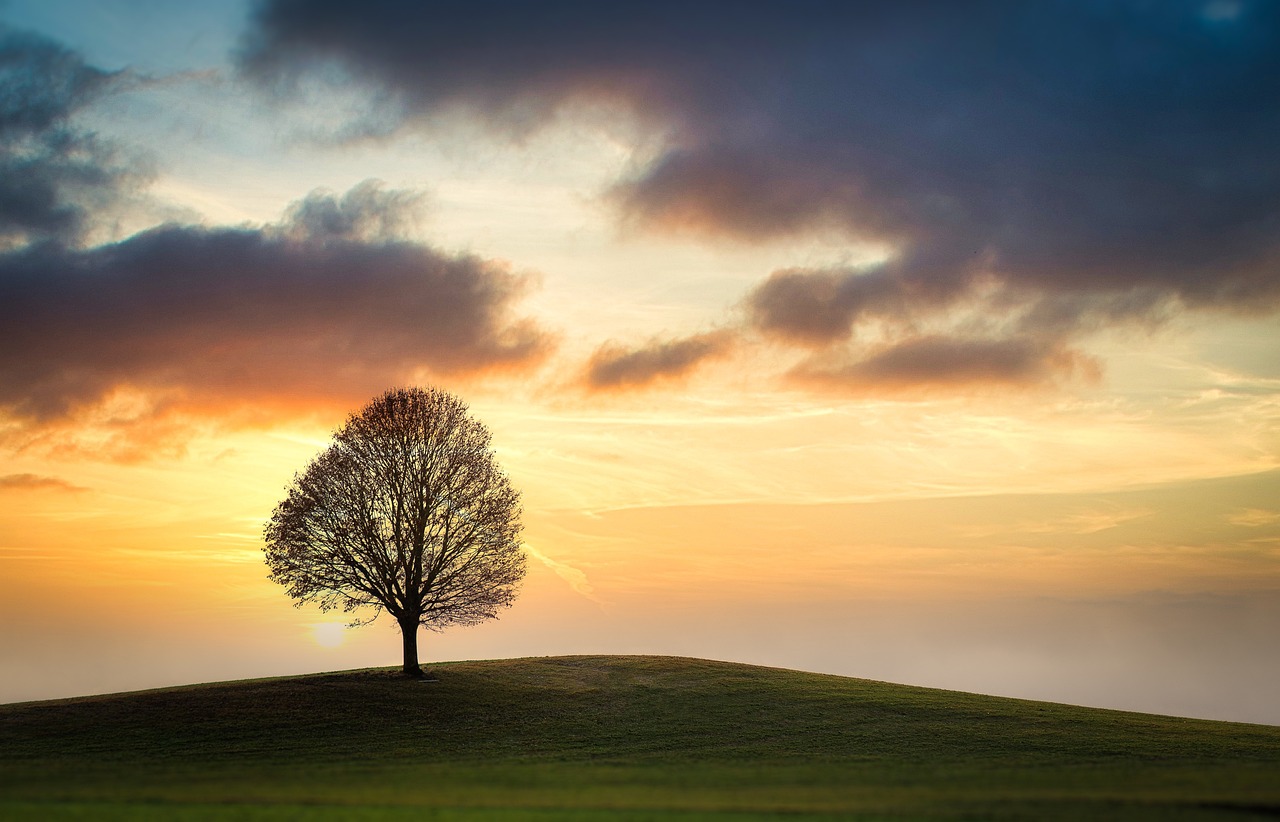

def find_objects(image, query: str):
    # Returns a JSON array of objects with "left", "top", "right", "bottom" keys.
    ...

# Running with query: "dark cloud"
[
  {"left": 241, "top": 0, "right": 1280, "bottom": 389},
  {"left": 583, "top": 330, "right": 734, "bottom": 391},
  {"left": 237, "top": 0, "right": 758, "bottom": 132},
  {"left": 0, "top": 473, "right": 88, "bottom": 493},
  {"left": 0, "top": 27, "right": 116, "bottom": 135},
  {"left": 744, "top": 265, "right": 970, "bottom": 347},
  {"left": 0, "top": 26, "right": 142, "bottom": 248},
  {"left": 282, "top": 178, "right": 426, "bottom": 242},
  {"left": 0, "top": 182, "right": 553, "bottom": 437}
]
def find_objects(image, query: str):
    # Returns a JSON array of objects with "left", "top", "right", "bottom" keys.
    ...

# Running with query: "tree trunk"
[{"left": 399, "top": 617, "right": 423, "bottom": 678}]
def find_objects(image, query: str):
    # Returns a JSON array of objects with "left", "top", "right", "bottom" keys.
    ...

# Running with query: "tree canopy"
[{"left": 263, "top": 386, "right": 526, "bottom": 676}]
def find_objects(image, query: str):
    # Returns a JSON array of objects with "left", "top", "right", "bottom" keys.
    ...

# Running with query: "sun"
[{"left": 310, "top": 622, "right": 346, "bottom": 648}]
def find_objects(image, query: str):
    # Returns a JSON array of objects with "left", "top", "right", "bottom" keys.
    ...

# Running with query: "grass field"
[{"left": 1, "top": 655, "right": 1277, "bottom": 820}]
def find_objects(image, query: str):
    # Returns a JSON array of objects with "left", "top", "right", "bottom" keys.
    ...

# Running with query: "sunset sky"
[{"left": 2, "top": 0, "right": 1279, "bottom": 725}]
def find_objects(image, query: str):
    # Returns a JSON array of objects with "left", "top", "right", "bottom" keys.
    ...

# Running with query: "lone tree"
[{"left": 264, "top": 387, "right": 526, "bottom": 678}]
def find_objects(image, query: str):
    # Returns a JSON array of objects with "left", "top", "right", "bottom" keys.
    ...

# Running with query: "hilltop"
[{"left": 1, "top": 655, "right": 1277, "bottom": 820}]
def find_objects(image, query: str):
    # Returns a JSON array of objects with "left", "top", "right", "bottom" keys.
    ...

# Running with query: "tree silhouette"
[{"left": 264, "top": 387, "right": 526, "bottom": 677}]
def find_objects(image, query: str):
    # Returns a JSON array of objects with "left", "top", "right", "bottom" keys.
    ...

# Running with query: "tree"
[{"left": 263, "top": 386, "right": 526, "bottom": 678}]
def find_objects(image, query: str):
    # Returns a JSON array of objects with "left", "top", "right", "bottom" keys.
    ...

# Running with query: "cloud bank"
[
  {"left": 0, "top": 27, "right": 553, "bottom": 455},
  {"left": 242, "top": 0, "right": 1280, "bottom": 391},
  {"left": 0, "top": 186, "right": 551, "bottom": 429}
]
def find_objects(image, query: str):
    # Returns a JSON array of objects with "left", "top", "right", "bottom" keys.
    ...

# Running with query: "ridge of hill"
[{"left": 1, "top": 655, "right": 1277, "bottom": 820}]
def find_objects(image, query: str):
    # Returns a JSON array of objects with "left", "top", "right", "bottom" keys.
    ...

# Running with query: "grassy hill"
[{"left": 1, "top": 655, "right": 1277, "bottom": 821}]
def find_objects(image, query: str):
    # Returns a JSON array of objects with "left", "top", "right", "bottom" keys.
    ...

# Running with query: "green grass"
[{"left": 1, "top": 655, "right": 1277, "bottom": 820}]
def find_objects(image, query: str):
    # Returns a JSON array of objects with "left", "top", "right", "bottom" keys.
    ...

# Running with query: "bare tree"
[{"left": 264, "top": 387, "right": 526, "bottom": 678}]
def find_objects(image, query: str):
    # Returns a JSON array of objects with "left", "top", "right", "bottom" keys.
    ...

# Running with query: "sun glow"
[{"left": 310, "top": 622, "right": 347, "bottom": 648}]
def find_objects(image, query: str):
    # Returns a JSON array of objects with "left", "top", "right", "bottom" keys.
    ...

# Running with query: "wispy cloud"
[
  {"left": 523, "top": 543, "right": 603, "bottom": 605},
  {"left": 581, "top": 330, "right": 735, "bottom": 392},
  {"left": 788, "top": 335, "right": 1101, "bottom": 395},
  {"left": 955, "top": 508, "right": 1154, "bottom": 540},
  {"left": 0, "top": 473, "right": 87, "bottom": 493},
  {"left": 1228, "top": 508, "right": 1280, "bottom": 528}
]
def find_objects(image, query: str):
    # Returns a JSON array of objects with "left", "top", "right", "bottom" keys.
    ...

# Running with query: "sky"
[{"left": 1, "top": 0, "right": 1278, "bottom": 725}]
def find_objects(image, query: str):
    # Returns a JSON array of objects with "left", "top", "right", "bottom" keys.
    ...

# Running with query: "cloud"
[
  {"left": 0, "top": 25, "right": 144, "bottom": 248},
  {"left": 0, "top": 181, "right": 554, "bottom": 451},
  {"left": 0, "top": 29, "right": 554, "bottom": 457},
  {"left": 281, "top": 178, "right": 426, "bottom": 242},
  {"left": 236, "top": 0, "right": 713, "bottom": 133},
  {"left": 240, "top": 1, "right": 1280, "bottom": 391},
  {"left": 0, "top": 473, "right": 87, "bottom": 493},
  {"left": 789, "top": 335, "right": 1101, "bottom": 394},
  {"left": 954, "top": 507, "right": 1153, "bottom": 539},
  {"left": 582, "top": 330, "right": 734, "bottom": 391},
  {"left": 524, "top": 543, "right": 602, "bottom": 605},
  {"left": 744, "top": 265, "right": 964, "bottom": 347},
  {"left": 1228, "top": 508, "right": 1280, "bottom": 528}
]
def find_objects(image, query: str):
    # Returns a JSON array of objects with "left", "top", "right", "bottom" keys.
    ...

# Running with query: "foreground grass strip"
[{"left": 1, "top": 656, "right": 1277, "bottom": 820}]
